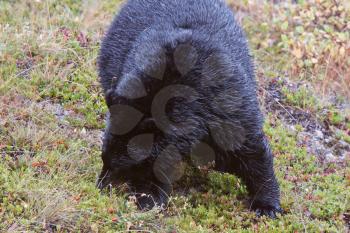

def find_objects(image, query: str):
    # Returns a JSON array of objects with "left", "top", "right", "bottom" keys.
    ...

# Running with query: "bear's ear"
[
  {"left": 105, "top": 88, "right": 115, "bottom": 108},
  {"left": 105, "top": 76, "right": 119, "bottom": 108},
  {"left": 115, "top": 72, "right": 148, "bottom": 100},
  {"left": 105, "top": 88, "right": 129, "bottom": 108}
]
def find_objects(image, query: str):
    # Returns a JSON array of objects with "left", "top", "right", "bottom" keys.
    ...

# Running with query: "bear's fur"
[{"left": 97, "top": 0, "right": 282, "bottom": 218}]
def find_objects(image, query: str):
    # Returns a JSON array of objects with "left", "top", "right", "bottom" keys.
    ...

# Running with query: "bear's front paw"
[
  {"left": 254, "top": 205, "right": 283, "bottom": 218},
  {"left": 132, "top": 192, "right": 168, "bottom": 211},
  {"left": 251, "top": 200, "right": 283, "bottom": 218}
]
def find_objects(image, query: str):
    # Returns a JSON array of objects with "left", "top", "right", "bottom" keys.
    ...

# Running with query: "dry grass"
[{"left": 230, "top": 0, "right": 350, "bottom": 99}]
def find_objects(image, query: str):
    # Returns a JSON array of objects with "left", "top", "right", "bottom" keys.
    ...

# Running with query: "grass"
[{"left": 0, "top": 0, "right": 349, "bottom": 232}]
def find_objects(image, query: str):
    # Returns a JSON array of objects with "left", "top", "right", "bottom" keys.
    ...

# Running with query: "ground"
[{"left": 0, "top": 0, "right": 349, "bottom": 232}]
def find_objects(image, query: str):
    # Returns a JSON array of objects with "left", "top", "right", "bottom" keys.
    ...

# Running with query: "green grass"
[{"left": 1, "top": 0, "right": 349, "bottom": 232}]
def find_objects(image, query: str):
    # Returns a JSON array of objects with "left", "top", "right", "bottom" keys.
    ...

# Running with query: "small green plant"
[
  {"left": 282, "top": 86, "right": 318, "bottom": 110},
  {"left": 328, "top": 110, "right": 346, "bottom": 126}
]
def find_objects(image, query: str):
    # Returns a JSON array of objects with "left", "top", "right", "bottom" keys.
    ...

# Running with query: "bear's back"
[{"left": 98, "top": 0, "right": 247, "bottom": 93}]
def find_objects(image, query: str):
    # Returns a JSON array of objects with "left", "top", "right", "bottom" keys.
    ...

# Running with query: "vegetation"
[{"left": 0, "top": 0, "right": 349, "bottom": 232}]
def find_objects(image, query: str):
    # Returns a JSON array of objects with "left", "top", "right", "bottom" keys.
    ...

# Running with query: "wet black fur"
[{"left": 97, "top": 0, "right": 282, "bottom": 217}]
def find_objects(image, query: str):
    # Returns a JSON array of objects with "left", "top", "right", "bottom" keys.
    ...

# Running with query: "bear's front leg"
[{"left": 228, "top": 134, "right": 283, "bottom": 218}]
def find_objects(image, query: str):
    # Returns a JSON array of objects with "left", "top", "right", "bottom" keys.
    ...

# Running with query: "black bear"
[{"left": 97, "top": 0, "right": 282, "bottom": 218}]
